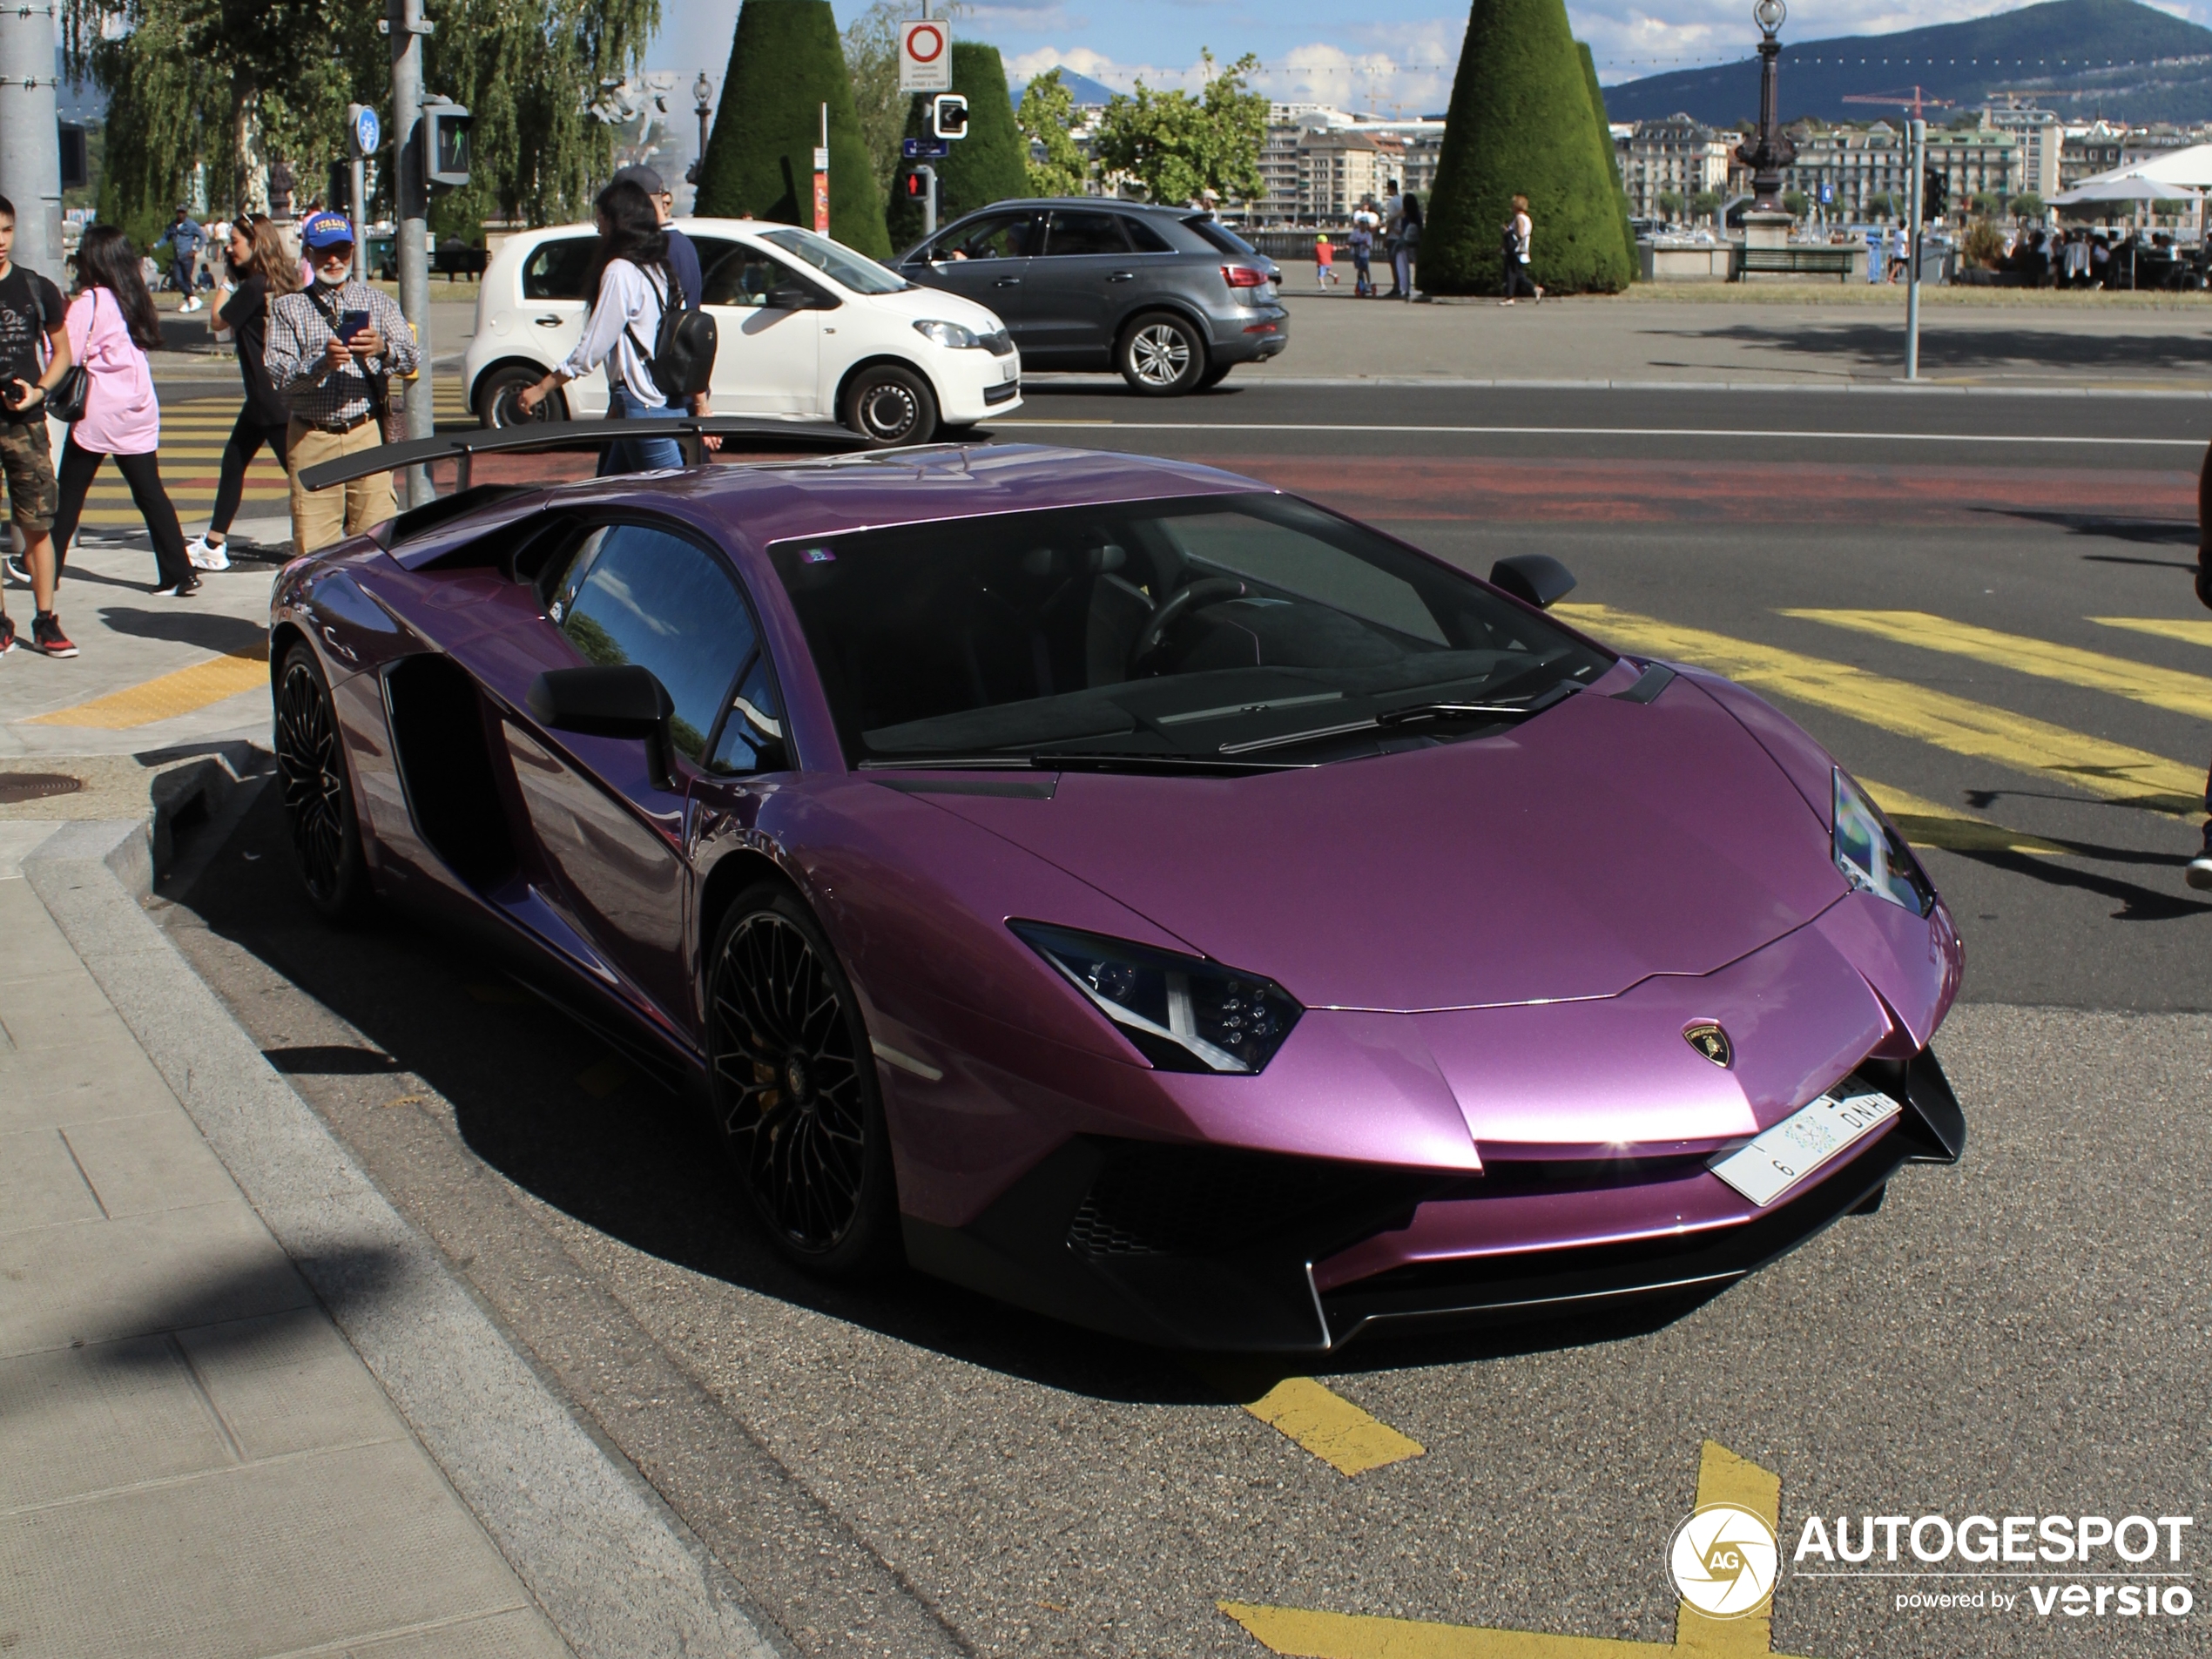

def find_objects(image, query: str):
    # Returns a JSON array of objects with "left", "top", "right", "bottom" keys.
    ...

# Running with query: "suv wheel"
[
  {"left": 475, "top": 363, "right": 564, "bottom": 428},
  {"left": 842, "top": 364, "right": 939, "bottom": 447},
  {"left": 1118, "top": 313, "right": 1207, "bottom": 396}
]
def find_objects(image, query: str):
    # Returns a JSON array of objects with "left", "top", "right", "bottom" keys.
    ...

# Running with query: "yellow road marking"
[
  {"left": 1784, "top": 609, "right": 2212, "bottom": 721},
  {"left": 1236, "top": 1376, "right": 1426, "bottom": 1476},
  {"left": 1557, "top": 604, "right": 2202, "bottom": 815},
  {"left": 2091, "top": 616, "right": 2212, "bottom": 650},
  {"left": 1858, "top": 778, "right": 2069, "bottom": 856},
  {"left": 1222, "top": 1441, "right": 1812, "bottom": 1659},
  {"left": 25, "top": 648, "right": 267, "bottom": 728}
]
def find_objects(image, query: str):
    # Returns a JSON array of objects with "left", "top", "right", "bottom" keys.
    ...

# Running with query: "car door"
[
  {"left": 698, "top": 243, "right": 826, "bottom": 414},
  {"left": 900, "top": 211, "right": 1036, "bottom": 333},
  {"left": 1022, "top": 209, "right": 1138, "bottom": 364},
  {"left": 516, "top": 234, "right": 603, "bottom": 415},
  {"left": 507, "top": 520, "right": 779, "bottom": 1034}
]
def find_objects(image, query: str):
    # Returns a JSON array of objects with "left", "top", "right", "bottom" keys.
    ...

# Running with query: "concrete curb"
[
  {"left": 1022, "top": 371, "right": 2212, "bottom": 400},
  {"left": 24, "top": 818, "right": 783, "bottom": 1659}
]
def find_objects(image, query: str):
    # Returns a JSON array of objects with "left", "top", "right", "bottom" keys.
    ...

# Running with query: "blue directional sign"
[
  {"left": 902, "top": 138, "right": 950, "bottom": 159},
  {"left": 350, "top": 105, "right": 381, "bottom": 159},
  {"left": 1817, "top": 182, "right": 1834, "bottom": 205}
]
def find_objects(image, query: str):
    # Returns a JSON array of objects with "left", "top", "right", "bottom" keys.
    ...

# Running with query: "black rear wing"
[{"left": 298, "top": 415, "right": 873, "bottom": 495}]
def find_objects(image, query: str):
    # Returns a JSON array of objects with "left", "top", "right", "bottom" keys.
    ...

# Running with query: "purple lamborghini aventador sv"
[{"left": 271, "top": 443, "right": 1964, "bottom": 1352}]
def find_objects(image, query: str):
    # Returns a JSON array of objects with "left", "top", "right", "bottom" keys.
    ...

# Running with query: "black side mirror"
[
  {"left": 528, "top": 665, "right": 676, "bottom": 789},
  {"left": 1488, "top": 553, "right": 1577, "bottom": 610},
  {"left": 765, "top": 283, "right": 831, "bottom": 311}
]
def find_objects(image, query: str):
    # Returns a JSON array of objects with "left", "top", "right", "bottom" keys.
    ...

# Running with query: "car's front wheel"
[
  {"left": 1118, "top": 312, "right": 1208, "bottom": 395},
  {"left": 841, "top": 364, "right": 939, "bottom": 447},
  {"left": 273, "top": 642, "right": 374, "bottom": 922},
  {"left": 706, "top": 883, "right": 900, "bottom": 1274},
  {"left": 474, "top": 363, "right": 564, "bottom": 428}
]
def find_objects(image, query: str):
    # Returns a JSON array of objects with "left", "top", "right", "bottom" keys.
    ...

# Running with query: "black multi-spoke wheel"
[
  {"left": 274, "top": 643, "right": 372, "bottom": 921},
  {"left": 707, "top": 885, "right": 896, "bottom": 1271}
]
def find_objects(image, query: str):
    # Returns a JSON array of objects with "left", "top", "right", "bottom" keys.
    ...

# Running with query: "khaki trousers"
[{"left": 287, "top": 418, "right": 396, "bottom": 556}]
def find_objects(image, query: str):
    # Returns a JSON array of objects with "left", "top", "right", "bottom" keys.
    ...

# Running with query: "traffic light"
[
  {"left": 1922, "top": 166, "right": 1948, "bottom": 220},
  {"left": 422, "top": 100, "right": 471, "bottom": 188},
  {"left": 930, "top": 94, "right": 968, "bottom": 140},
  {"left": 902, "top": 169, "right": 928, "bottom": 199}
]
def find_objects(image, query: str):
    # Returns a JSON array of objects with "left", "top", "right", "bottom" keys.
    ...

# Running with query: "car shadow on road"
[
  {"left": 1642, "top": 320, "right": 2212, "bottom": 375},
  {"left": 169, "top": 786, "right": 1720, "bottom": 1405},
  {"left": 1970, "top": 508, "right": 2200, "bottom": 547}
]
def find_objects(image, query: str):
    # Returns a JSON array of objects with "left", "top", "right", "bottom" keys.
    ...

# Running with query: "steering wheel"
[{"left": 1129, "top": 578, "right": 1247, "bottom": 675}]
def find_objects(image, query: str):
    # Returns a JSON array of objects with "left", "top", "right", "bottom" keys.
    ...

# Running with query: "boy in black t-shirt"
[{"left": 0, "top": 195, "right": 74, "bottom": 656}]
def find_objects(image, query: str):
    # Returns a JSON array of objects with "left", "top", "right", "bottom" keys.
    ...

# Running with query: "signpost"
[
  {"left": 900, "top": 17, "right": 951, "bottom": 93},
  {"left": 902, "top": 138, "right": 949, "bottom": 159},
  {"left": 813, "top": 104, "right": 829, "bottom": 234},
  {"left": 346, "top": 104, "right": 381, "bottom": 282},
  {"left": 1905, "top": 118, "right": 1925, "bottom": 382}
]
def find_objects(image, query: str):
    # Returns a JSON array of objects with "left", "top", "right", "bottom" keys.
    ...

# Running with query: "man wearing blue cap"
[{"left": 266, "top": 211, "right": 419, "bottom": 554}]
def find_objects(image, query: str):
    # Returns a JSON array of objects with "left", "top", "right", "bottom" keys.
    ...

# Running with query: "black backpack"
[{"left": 626, "top": 268, "right": 718, "bottom": 401}]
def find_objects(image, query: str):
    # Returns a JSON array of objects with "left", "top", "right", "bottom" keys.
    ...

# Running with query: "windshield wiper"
[{"left": 1218, "top": 682, "right": 1581, "bottom": 757}]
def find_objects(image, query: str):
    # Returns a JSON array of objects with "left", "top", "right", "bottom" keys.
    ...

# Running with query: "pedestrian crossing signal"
[
  {"left": 423, "top": 102, "right": 471, "bottom": 189},
  {"left": 903, "top": 171, "right": 927, "bottom": 199}
]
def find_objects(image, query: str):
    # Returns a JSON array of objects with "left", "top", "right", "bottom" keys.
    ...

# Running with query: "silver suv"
[{"left": 895, "top": 199, "right": 1287, "bottom": 395}]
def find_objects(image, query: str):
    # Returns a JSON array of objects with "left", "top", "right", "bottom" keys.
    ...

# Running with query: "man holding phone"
[
  {"left": 0, "top": 194, "right": 72, "bottom": 654},
  {"left": 266, "top": 212, "right": 418, "bottom": 555}
]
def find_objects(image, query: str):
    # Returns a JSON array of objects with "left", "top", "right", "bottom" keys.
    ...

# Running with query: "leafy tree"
[
  {"left": 2010, "top": 192, "right": 2044, "bottom": 219},
  {"left": 1689, "top": 189, "right": 1721, "bottom": 219},
  {"left": 1090, "top": 50, "right": 1265, "bottom": 206},
  {"left": 1865, "top": 191, "right": 1898, "bottom": 221},
  {"left": 1575, "top": 41, "right": 1635, "bottom": 278},
  {"left": 1970, "top": 191, "right": 2006, "bottom": 219},
  {"left": 1655, "top": 189, "right": 1683, "bottom": 220},
  {"left": 887, "top": 41, "right": 1026, "bottom": 250},
  {"left": 1782, "top": 189, "right": 1809, "bottom": 219},
  {"left": 1018, "top": 69, "right": 1088, "bottom": 198},
  {"left": 843, "top": 0, "right": 914, "bottom": 203},
  {"left": 695, "top": 0, "right": 888, "bottom": 258},
  {"left": 1420, "top": 0, "right": 1631, "bottom": 294}
]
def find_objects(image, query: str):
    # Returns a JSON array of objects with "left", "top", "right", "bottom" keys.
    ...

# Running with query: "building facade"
[
  {"left": 1985, "top": 107, "right": 2061, "bottom": 199},
  {"left": 1616, "top": 115, "right": 1735, "bottom": 219}
]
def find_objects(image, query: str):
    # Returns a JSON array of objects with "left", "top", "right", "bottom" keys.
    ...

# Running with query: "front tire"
[
  {"left": 1117, "top": 312, "right": 1208, "bottom": 395},
  {"left": 706, "top": 883, "right": 900, "bottom": 1274},
  {"left": 273, "top": 642, "right": 374, "bottom": 922},
  {"left": 841, "top": 364, "right": 939, "bottom": 448},
  {"left": 475, "top": 363, "right": 565, "bottom": 428}
]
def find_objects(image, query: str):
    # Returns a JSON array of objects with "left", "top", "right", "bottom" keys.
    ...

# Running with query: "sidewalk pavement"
[{"left": 0, "top": 771, "right": 780, "bottom": 1657}]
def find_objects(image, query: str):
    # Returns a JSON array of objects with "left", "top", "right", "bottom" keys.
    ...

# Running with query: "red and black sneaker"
[
  {"left": 31, "top": 612, "right": 77, "bottom": 658},
  {"left": 0, "top": 614, "right": 16, "bottom": 655}
]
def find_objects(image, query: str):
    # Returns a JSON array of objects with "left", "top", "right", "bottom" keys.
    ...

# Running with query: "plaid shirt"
[{"left": 266, "top": 282, "right": 420, "bottom": 430}]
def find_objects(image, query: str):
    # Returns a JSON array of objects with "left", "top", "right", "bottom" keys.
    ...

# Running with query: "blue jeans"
[{"left": 597, "top": 382, "right": 685, "bottom": 477}]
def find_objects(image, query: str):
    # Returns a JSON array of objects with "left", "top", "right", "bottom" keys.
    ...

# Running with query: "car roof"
[{"left": 951, "top": 199, "right": 1196, "bottom": 215}]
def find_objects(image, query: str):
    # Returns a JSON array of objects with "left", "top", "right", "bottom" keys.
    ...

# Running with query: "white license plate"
[{"left": 1709, "top": 1088, "right": 1900, "bottom": 1208}]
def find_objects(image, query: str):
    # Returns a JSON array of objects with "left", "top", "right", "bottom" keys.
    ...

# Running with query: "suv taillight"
[{"left": 1221, "top": 264, "right": 1269, "bottom": 288}]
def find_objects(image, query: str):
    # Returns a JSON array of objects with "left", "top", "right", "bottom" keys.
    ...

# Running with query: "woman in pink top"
[{"left": 47, "top": 224, "right": 195, "bottom": 622}]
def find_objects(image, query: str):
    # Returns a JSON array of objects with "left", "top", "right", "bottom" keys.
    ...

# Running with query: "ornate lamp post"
[
  {"left": 685, "top": 72, "right": 714, "bottom": 186},
  {"left": 1734, "top": 0, "right": 1797, "bottom": 214}
]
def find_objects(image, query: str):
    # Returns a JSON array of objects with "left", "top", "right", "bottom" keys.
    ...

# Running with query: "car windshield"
[
  {"left": 770, "top": 494, "right": 1615, "bottom": 770},
  {"left": 759, "top": 227, "right": 909, "bottom": 293}
]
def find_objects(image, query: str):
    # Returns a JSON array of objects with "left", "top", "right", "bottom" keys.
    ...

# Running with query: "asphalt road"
[{"left": 156, "top": 383, "right": 2212, "bottom": 1659}]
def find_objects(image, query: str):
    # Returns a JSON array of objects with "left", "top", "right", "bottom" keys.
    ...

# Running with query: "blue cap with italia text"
[{"left": 300, "top": 212, "right": 355, "bottom": 249}]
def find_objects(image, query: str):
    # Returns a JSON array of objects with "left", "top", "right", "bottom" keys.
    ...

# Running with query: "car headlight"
[
  {"left": 1009, "top": 921, "right": 1302, "bottom": 1074},
  {"left": 1833, "top": 768, "right": 1935, "bottom": 917},
  {"left": 913, "top": 319, "right": 981, "bottom": 348}
]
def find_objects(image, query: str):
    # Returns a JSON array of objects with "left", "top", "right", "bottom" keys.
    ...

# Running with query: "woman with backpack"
[
  {"left": 44, "top": 223, "right": 197, "bottom": 629},
  {"left": 516, "top": 179, "right": 685, "bottom": 475},
  {"left": 186, "top": 215, "right": 299, "bottom": 571}
]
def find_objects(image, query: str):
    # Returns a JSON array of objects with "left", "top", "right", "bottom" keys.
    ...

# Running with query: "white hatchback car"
[{"left": 462, "top": 219, "right": 1022, "bottom": 446}]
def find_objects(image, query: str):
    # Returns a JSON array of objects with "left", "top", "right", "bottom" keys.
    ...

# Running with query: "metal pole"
[
  {"left": 390, "top": 0, "right": 434, "bottom": 502},
  {"left": 1905, "top": 118, "right": 1924, "bottom": 382},
  {"left": 919, "top": 165, "right": 936, "bottom": 239},
  {"left": 351, "top": 158, "right": 368, "bottom": 282},
  {"left": 0, "top": 0, "right": 64, "bottom": 279}
]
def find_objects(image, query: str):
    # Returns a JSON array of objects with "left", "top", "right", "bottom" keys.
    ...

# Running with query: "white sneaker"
[
  {"left": 2188, "top": 853, "right": 2212, "bottom": 891},
  {"left": 180, "top": 297, "right": 203, "bottom": 313},
  {"left": 185, "top": 536, "right": 231, "bottom": 571}
]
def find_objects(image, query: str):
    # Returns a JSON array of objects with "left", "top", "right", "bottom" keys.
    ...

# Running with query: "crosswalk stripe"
[
  {"left": 1556, "top": 603, "right": 2204, "bottom": 814},
  {"left": 2091, "top": 616, "right": 2212, "bottom": 650},
  {"left": 1859, "top": 778, "right": 2068, "bottom": 855},
  {"left": 1784, "top": 609, "right": 2212, "bottom": 722}
]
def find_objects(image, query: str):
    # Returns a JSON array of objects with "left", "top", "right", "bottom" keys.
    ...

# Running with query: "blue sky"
[{"left": 647, "top": 1, "right": 2209, "bottom": 111}]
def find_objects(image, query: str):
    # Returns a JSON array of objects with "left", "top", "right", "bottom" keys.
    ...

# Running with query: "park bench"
[{"left": 1732, "top": 245, "right": 1857, "bottom": 282}]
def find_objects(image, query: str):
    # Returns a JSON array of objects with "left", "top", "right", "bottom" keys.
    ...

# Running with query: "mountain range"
[{"left": 1601, "top": 0, "right": 2212, "bottom": 127}]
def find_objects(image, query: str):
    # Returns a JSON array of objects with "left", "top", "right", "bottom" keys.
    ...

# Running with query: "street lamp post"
[
  {"left": 686, "top": 72, "right": 713, "bottom": 187},
  {"left": 1734, "top": 0, "right": 1797, "bottom": 213}
]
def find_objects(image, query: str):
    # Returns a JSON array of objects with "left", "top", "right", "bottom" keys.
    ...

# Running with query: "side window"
[
  {"left": 926, "top": 212, "right": 1035, "bottom": 263},
  {"left": 708, "top": 650, "right": 785, "bottom": 775},
  {"left": 700, "top": 246, "right": 807, "bottom": 308},
  {"left": 552, "top": 523, "right": 770, "bottom": 767},
  {"left": 1042, "top": 211, "right": 1131, "bottom": 257},
  {"left": 522, "top": 236, "right": 596, "bottom": 300},
  {"left": 1123, "top": 216, "right": 1177, "bottom": 254}
]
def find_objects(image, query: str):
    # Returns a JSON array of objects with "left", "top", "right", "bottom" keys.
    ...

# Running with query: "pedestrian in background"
[
  {"left": 46, "top": 224, "right": 197, "bottom": 617},
  {"left": 0, "top": 193, "right": 73, "bottom": 655},
  {"left": 1313, "top": 233, "right": 1337, "bottom": 288},
  {"left": 1393, "top": 193, "right": 1423, "bottom": 301},
  {"left": 1500, "top": 194, "right": 1537, "bottom": 304},
  {"left": 514, "top": 179, "right": 683, "bottom": 475},
  {"left": 1348, "top": 217, "right": 1374, "bottom": 298},
  {"left": 266, "top": 211, "right": 418, "bottom": 555},
  {"left": 166, "top": 206, "right": 206, "bottom": 313},
  {"left": 188, "top": 216, "right": 300, "bottom": 571},
  {"left": 610, "top": 164, "right": 714, "bottom": 434},
  {"left": 1381, "top": 179, "right": 1405, "bottom": 297}
]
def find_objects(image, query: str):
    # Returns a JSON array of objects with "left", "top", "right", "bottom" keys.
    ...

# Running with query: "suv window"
[
  {"left": 924, "top": 212, "right": 1036, "bottom": 263},
  {"left": 701, "top": 246, "right": 809, "bottom": 308},
  {"left": 1123, "top": 217, "right": 1177, "bottom": 253},
  {"left": 522, "top": 235, "right": 595, "bottom": 300},
  {"left": 1042, "top": 211, "right": 1130, "bottom": 257},
  {"left": 546, "top": 523, "right": 779, "bottom": 772},
  {"left": 1184, "top": 217, "right": 1258, "bottom": 258}
]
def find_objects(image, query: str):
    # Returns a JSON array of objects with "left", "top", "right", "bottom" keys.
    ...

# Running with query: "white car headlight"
[{"left": 913, "top": 319, "right": 982, "bottom": 349}]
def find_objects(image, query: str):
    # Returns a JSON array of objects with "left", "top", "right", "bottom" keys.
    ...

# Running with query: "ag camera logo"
[{"left": 1671, "top": 1504, "right": 1780, "bottom": 1618}]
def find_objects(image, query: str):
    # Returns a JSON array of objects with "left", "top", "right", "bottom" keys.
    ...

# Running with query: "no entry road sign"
[{"left": 900, "top": 20, "right": 951, "bottom": 92}]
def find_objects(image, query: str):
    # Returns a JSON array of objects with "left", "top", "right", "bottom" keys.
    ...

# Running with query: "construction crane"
[{"left": 1840, "top": 87, "right": 1955, "bottom": 119}]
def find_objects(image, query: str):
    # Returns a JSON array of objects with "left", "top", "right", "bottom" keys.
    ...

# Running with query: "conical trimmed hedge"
[
  {"left": 695, "top": 0, "right": 890, "bottom": 259},
  {"left": 886, "top": 42, "right": 1028, "bottom": 253},
  {"left": 1420, "top": 0, "right": 1632, "bottom": 295},
  {"left": 1578, "top": 41, "right": 1638, "bottom": 281}
]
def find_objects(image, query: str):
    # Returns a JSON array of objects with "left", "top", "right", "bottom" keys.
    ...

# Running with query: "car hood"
[
  {"left": 922, "top": 677, "right": 1848, "bottom": 1013},
  {"left": 855, "top": 280, "right": 1011, "bottom": 337}
]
